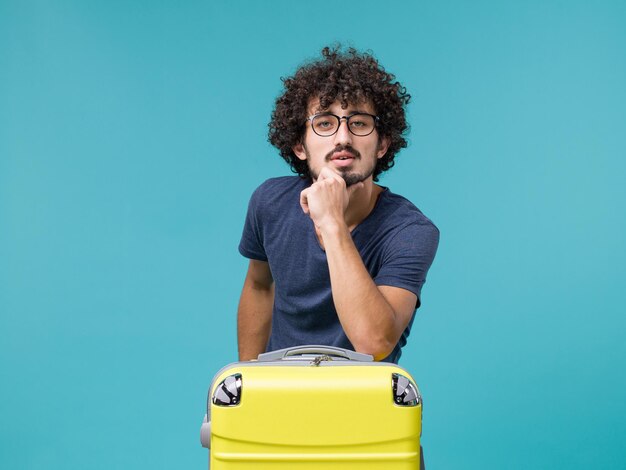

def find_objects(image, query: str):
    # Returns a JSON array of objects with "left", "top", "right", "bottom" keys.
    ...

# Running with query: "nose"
[{"left": 333, "top": 117, "right": 353, "bottom": 146}]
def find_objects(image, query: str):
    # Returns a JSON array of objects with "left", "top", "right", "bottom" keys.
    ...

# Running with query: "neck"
[{"left": 344, "top": 178, "right": 382, "bottom": 230}]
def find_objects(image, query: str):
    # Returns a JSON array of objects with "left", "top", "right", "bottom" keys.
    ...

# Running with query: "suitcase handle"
[{"left": 257, "top": 345, "right": 374, "bottom": 362}]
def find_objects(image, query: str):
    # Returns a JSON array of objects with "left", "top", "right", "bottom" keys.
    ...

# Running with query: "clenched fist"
[{"left": 299, "top": 167, "right": 364, "bottom": 231}]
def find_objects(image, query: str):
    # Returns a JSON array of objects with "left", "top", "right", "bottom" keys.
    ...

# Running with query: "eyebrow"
[{"left": 313, "top": 109, "right": 369, "bottom": 115}]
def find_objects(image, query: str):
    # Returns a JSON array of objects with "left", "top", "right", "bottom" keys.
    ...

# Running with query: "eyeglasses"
[{"left": 306, "top": 112, "right": 379, "bottom": 137}]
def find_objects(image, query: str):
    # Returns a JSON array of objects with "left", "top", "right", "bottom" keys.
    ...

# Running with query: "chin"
[
  {"left": 341, "top": 169, "right": 374, "bottom": 187},
  {"left": 341, "top": 174, "right": 363, "bottom": 187}
]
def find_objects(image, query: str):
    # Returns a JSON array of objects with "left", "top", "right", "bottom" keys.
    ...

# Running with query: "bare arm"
[
  {"left": 321, "top": 224, "right": 417, "bottom": 360},
  {"left": 237, "top": 259, "right": 274, "bottom": 361},
  {"left": 300, "top": 168, "right": 417, "bottom": 361}
]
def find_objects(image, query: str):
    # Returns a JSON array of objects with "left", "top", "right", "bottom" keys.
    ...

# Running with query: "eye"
[
  {"left": 349, "top": 114, "right": 373, "bottom": 129},
  {"left": 312, "top": 115, "right": 337, "bottom": 132},
  {"left": 316, "top": 119, "right": 333, "bottom": 128}
]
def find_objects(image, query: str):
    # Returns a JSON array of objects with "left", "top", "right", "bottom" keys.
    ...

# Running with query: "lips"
[
  {"left": 331, "top": 151, "right": 356, "bottom": 161},
  {"left": 329, "top": 152, "right": 355, "bottom": 168},
  {"left": 325, "top": 146, "right": 360, "bottom": 168}
]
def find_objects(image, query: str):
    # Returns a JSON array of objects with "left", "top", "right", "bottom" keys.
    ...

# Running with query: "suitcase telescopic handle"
[{"left": 257, "top": 345, "right": 374, "bottom": 362}]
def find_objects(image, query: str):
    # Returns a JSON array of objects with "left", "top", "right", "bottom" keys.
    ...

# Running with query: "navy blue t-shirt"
[{"left": 239, "top": 176, "right": 439, "bottom": 363}]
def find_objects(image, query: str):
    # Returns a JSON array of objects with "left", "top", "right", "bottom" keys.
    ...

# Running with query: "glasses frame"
[{"left": 306, "top": 112, "right": 380, "bottom": 137}]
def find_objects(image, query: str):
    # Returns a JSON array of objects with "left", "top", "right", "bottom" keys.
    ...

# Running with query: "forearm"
[
  {"left": 321, "top": 223, "right": 398, "bottom": 360},
  {"left": 300, "top": 168, "right": 416, "bottom": 360},
  {"left": 237, "top": 281, "right": 274, "bottom": 361}
]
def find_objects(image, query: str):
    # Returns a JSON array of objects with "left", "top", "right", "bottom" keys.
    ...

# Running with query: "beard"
[
  {"left": 340, "top": 166, "right": 375, "bottom": 187},
  {"left": 304, "top": 144, "right": 378, "bottom": 187}
]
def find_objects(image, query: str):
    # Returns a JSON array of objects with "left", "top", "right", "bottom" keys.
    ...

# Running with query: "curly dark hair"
[{"left": 268, "top": 45, "right": 411, "bottom": 181}]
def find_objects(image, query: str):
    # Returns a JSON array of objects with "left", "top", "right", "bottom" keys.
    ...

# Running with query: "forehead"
[{"left": 308, "top": 97, "right": 376, "bottom": 115}]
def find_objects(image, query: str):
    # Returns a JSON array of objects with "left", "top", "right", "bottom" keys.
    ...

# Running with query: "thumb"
[{"left": 299, "top": 188, "right": 310, "bottom": 214}]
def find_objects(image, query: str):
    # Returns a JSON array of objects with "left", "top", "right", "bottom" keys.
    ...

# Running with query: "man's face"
[{"left": 293, "top": 99, "right": 389, "bottom": 186}]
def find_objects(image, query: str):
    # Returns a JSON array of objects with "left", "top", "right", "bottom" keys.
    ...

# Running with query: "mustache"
[{"left": 325, "top": 145, "right": 361, "bottom": 162}]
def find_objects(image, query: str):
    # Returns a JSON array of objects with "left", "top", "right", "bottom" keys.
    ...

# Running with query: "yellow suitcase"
[{"left": 200, "top": 345, "right": 423, "bottom": 469}]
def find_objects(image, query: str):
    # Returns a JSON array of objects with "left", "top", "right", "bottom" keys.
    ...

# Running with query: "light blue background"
[{"left": 1, "top": 1, "right": 625, "bottom": 468}]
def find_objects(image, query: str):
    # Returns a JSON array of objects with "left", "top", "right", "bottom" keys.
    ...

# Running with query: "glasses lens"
[
  {"left": 312, "top": 114, "right": 339, "bottom": 136},
  {"left": 348, "top": 114, "right": 375, "bottom": 136}
]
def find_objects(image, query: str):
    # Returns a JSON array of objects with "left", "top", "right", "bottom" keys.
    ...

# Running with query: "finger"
[
  {"left": 299, "top": 189, "right": 310, "bottom": 214},
  {"left": 318, "top": 167, "right": 343, "bottom": 183}
]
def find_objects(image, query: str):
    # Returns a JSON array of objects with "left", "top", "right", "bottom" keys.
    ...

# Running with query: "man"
[{"left": 237, "top": 46, "right": 439, "bottom": 364}]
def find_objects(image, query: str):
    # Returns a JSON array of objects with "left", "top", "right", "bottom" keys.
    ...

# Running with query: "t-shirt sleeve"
[
  {"left": 238, "top": 185, "right": 268, "bottom": 261},
  {"left": 374, "top": 222, "right": 440, "bottom": 308}
]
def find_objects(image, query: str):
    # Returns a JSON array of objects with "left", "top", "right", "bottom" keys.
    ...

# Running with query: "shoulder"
[
  {"left": 249, "top": 176, "right": 309, "bottom": 205},
  {"left": 377, "top": 188, "right": 440, "bottom": 241},
  {"left": 246, "top": 176, "right": 310, "bottom": 223}
]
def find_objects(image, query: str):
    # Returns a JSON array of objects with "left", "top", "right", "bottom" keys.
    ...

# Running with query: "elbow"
[{"left": 351, "top": 335, "right": 396, "bottom": 362}]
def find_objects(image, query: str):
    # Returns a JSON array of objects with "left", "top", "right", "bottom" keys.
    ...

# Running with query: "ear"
[
  {"left": 377, "top": 136, "right": 390, "bottom": 159},
  {"left": 293, "top": 141, "right": 307, "bottom": 161}
]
